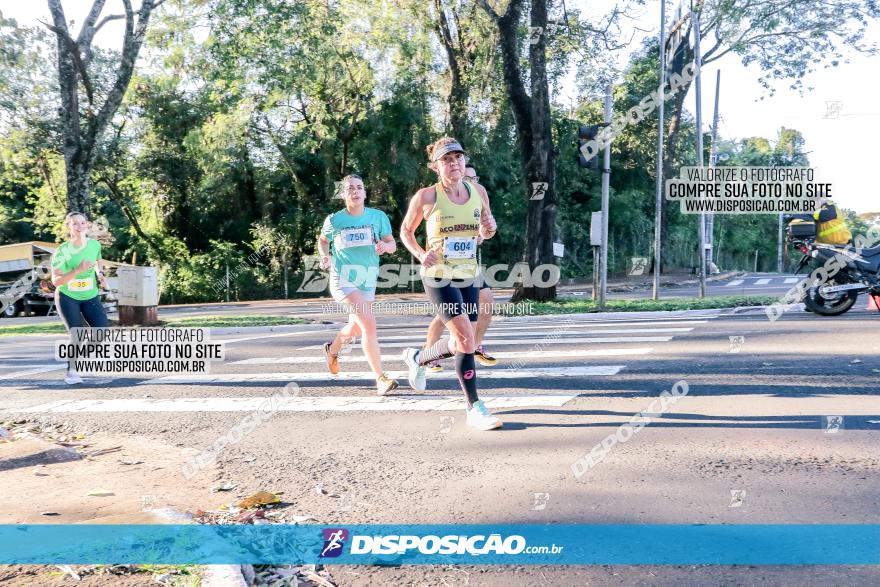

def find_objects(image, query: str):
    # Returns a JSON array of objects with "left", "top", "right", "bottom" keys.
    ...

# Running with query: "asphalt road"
[
  {"left": 0, "top": 272, "right": 800, "bottom": 325},
  {"left": 2, "top": 302, "right": 879, "bottom": 585}
]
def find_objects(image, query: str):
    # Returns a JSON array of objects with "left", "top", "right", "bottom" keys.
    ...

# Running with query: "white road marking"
[
  {"left": 142, "top": 365, "right": 623, "bottom": 385},
  {"left": 369, "top": 327, "right": 692, "bottom": 342},
  {"left": 0, "top": 365, "right": 64, "bottom": 380},
  {"left": 220, "top": 328, "right": 335, "bottom": 345},
  {"left": 484, "top": 320, "right": 707, "bottom": 331},
  {"left": 725, "top": 279, "right": 745, "bottom": 287},
  {"left": 301, "top": 336, "right": 673, "bottom": 350},
  {"left": 754, "top": 278, "right": 771, "bottom": 285},
  {"left": 7, "top": 394, "right": 579, "bottom": 414},
  {"left": 784, "top": 277, "right": 800, "bottom": 284},
  {"left": 230, "top": 347, "right": 654, "bottom": 365}
]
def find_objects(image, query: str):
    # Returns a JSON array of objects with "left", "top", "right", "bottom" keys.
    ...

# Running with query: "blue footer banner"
[{"left": 1, "top": 524, "right": 878, "bottom": 565}]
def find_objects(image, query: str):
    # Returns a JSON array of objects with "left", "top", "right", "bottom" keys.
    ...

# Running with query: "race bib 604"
[{"left": 443, "top": 236, "right": 477, "bottom": 260}]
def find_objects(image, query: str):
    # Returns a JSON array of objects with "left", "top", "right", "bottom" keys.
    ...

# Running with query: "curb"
[{"left": 201, "top": 565, "right": 248, "bottom": 587}]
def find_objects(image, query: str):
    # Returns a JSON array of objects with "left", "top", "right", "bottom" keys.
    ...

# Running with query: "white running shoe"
[
  {"left": 376, "top": 373, "right": 399, "bottom": 396},
  {"left": 64, "top": 369, "right": 83, "bottom": 385},
  {"left": 466, "top": 400, "right": 502, "bottom": 431},
  {"left": 402, "top": 348, "right": 427, "bottom": 391}
]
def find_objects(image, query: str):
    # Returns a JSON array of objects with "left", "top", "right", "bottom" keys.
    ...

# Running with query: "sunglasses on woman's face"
[{"left": 465, "top": 175, "right": 479, "bottom": 183}]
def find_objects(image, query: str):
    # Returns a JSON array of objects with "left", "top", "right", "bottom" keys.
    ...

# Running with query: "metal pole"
[
  {"left": 777, "top": 213, "right": 784, "bottom": 272},
  {"left": 692, "top": 10, "right": 706, "bottom": 298},
  {"left": 708, "top": 70, "right": 721, "bottom": 273},
  {"left": 592, "top": 245, "right": 599, "bottom": 301},
  {"left": 652, "top": 0, "right": 666, "bottom": 300},
  {"left": 599, "top": 84, "right": 613, "bottom": 308}
]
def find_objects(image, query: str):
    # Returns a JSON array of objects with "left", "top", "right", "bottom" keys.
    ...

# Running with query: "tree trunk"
[
  {"left": 435, "top": 0, "right": 470, "bottom": 140},
  {"left": 515, "top": 0, "right": 556, "bottom": 302},
  {"left": 659, "top": 35, "right": 695, "bottom": 273},
  {"left": 46, "top": 0, "right": 159, "bottom": 215}
]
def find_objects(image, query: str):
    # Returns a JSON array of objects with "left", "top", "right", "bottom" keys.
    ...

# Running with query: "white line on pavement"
[
  {"left": 754, "top": 278, "right": 771, "bottom": 285},
  {"left": 219, "top": 328, "right": 335, "bottom": 345},
  {"left": 142, "top": 365, "right": 623, "bottom": 385},
  {"left": 230, "top": 347, "right": 654, "bottom": 365},
  {"left": 784, "top": 277, "right": 800, "bottom": 284},
  {"left": 0, "top": 365, "right": 64, "bottom": 380},
  {"left": 300, "top": 336, "right": 673, "bottom": 350},
  {"left": 725, "top": 279, "right": 745, "bottom": 287},
  {"left": 7, "top": 394, "right": 578, "bottom": 414},
  {"left": 484, "top": 320, "right": 707, "bottom": 331},
  {"left": 368, "top": 327, "right": 692, "bottom": 342}
]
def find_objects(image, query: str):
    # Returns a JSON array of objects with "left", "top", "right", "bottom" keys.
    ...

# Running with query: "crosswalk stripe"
[
  {"left": 367, "top": 327, "right": 692, "bottom": 342},
  {"left": 754, "top": 278, "right": 771, "bottom": 285},
  {"left": 784, "top": 277, "right": 800, "bottom": 284},
  {"left": 485, "top": 320, "right": 707, "bottom": 330},
  {"left": 220, "top": 328, "right": 334, "bottom": 345},
  {"left": 142, "top": 365, "right": 624, "bottom": 385},
  {"left": 725, "top": 279, "right": 745, "bottom": 287},
  {"left": 301, "top": 336, "right": 673, "bottom": 350},
  {"left": 6, "top": 394, "right": 579, "bottom": 414},
  {"left": 229, "top": 347, "right": 654, "bottom": 365},
  {"left": 0, "top": 365, "right": 64, "bottom": 380},
  {"left": 383, "top": 320, "right": 709, "bottom": 332}
]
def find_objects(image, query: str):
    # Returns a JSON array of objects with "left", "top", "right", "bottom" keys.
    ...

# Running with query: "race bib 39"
[{"left": 68, "top": 277, "right": 94, "bottom": 292}]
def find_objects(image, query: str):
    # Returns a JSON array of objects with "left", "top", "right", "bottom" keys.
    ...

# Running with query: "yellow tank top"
[{"left": 422, "top": 181, "right": 481, "bottom": 279}]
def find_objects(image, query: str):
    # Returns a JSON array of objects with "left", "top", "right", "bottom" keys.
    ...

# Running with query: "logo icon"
[
  {"left": 533, "top": 492, "right": 550, "bottom": 510},
  {"left": 320, "top": 528, "right": 349, "bottom": 558},
  {"left": 629, "top": 257, "right": 648, "bottom": 276},
  {"left": 728, "top": 335, "right": 745, "bottom": 353},
  {"left": 530, "top": 182, "right": 548, "bottom": 200},
  {"left": 439, "top": 416, "right": 455, "bottom": 434},
  {"left": 823, "top": 415, "right": 843, "bottom": 434},
  {"left": 528, "top": 26, "right": 544, "bottom": 45},
  {"left": 297, "top": 255, "right": 329, "bottom": 293},
  {"left": 729, "top": 489, "right": 746, "bottom": 508},
  {"left": 823, "top": 101, "right": 843, "bottom": 119}
]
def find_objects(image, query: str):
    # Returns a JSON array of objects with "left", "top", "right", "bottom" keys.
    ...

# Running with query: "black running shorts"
[{"left": 424, "top": 277, "right": 479, "bottom": 323}]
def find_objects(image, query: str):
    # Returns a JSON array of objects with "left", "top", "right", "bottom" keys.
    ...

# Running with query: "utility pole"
[
  {"left": 652, "top": 0, "right": 666, "bottom": 301},
  {"left": 692, "top": 9, "right": 706, "bottom": 298},
  {"left": 599, "top": 84, "right": 612, "bottom": 308},
  {"left": 708, "top": 70, "right": 721, "bottom": 274}
]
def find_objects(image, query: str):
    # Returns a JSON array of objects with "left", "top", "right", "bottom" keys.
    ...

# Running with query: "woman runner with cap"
[
  {"left": 400, "top": 137, "right": 502, "bottom": 431},
  {"left": 318, "top": 174, "right": 399, "bottom": 395}
]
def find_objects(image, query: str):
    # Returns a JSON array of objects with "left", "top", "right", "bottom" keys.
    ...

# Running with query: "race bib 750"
[{"left": 337, "top": 227, "right": 374, "bottom": 249}]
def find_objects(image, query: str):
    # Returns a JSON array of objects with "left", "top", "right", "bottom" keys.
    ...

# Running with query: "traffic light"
[{"left": 577, "top": 124, "right": 600, "bottom": 170}]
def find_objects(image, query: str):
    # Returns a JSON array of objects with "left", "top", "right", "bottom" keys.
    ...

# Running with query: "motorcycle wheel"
[{"left": 803, "top": 277, "right": 859, "bottom": 316}]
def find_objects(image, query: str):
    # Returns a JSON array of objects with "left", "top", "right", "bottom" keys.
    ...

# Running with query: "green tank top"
[{"left": 422, "top": 181, "right": 481, "bottom": 280}]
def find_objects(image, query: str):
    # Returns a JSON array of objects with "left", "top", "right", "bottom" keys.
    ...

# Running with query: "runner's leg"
[
  {"left": 80, "top": 295, "right": 109, "bottom": 328},
  {"left": 425, "top": 315, "right": 445, "bottom": 347},
  {"left": 475, "top": 287, "right": 493, "bottom": 346},
  {"left": 344, "top": 290, "right": 383, "bottom": 377},
  {"left": 57, "top": 292, "right": 85, "bottom": 383}
]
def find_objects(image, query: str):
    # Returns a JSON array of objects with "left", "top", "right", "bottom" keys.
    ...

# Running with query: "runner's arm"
[
  {"left": 51, "top": 257, "right": 94, "bottom": 288},
  {"left": 400, "top": 191, "right": 427, "bottom": 260},
  {"left": 96, "top": 258, "right": 108, "bottom": 290},
  {"left": 317, "top": 234, "right": 332, "bottom": 269},
  {"left": 476, "top": 184, "right": 497, "bottom": 240},
  {"left": 376, "top": 234, "right": 397, "bottom": 255}
]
